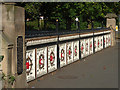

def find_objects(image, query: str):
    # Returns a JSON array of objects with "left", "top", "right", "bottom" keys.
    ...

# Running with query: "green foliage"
[
  {"left": 8, "top": 75, "right": 15, "bottom": 85},
  {"left": 93, "top": 21, "right": 102, "bottom": 28},
  {"left": 1, "top": 72, "right": 6, "bottom": 81},
  {"left": 26, "top": 20, "right": 39, "bottom": 30},
  {"left": 46, "top": 22, "right": 56, "bottom": 30},
  {"left": 20, "top": 2, "right": 120, "bottom": 30},
  {"left": 1, "top": 72, "right": 15, "bottom": 86},
  {"left": 80, "top": 22, "right": 88, "bottom": 30}
]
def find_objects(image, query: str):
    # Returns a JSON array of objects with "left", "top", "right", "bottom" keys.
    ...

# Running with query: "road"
[{"left": 28, "top": 40, "right": 119, "bottom": 88}]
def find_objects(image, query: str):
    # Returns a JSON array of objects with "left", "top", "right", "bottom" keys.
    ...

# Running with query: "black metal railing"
[{"left": 25, "top": 28, "right": 110, "bottom": 38}]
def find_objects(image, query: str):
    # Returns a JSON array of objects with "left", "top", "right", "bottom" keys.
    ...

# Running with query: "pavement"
[{"left": 28, "top": 40, "right": 119, "bottom": 88}]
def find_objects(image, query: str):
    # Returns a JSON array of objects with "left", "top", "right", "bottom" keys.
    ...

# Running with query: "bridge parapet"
[
  {"left": 25, "top": 28, "right": 112, "bottom": 82},
  {"left": 0, "top": 2, "right": 116, "bottom": 88}
]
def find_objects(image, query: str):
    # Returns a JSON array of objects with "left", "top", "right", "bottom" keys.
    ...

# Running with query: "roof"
[{"left": 105, "top": 13, "right": 117, "bottom": 18}]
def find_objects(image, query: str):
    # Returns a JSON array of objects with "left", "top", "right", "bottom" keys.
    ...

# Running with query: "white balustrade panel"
[
  {"left": 26, "top": 49, "right": 35, "bottom": 82},
  {"left": 104, "top": 35, "right": 107, "bottom": 48},
  {"left": 106, "top": 34, "right": 109, "bottom": 47},
  {"left": 89, "top": 38, "right": 93, "bottom": 55},
  {"left": 59, "top": 43, "right": 67, "bottom": 67},
  {"left": 97, "top": 36, "right": 101, "bottom": 51},
  {"left": 36, "top": 47, "right": 47, "bottom": 78},
  {"left": 85, "top": 39, "right": 89, "bottom": 56},
  {"left": 48, "top": 45, "right": 57, "bottom": 73},
  {"left": 66, "top": 42, "right": 73, "bottom": 64},
  {"left": 100, "top": 36, "right": 103, "bottom": 50},
  {"left": 94, "top": 37, "right": 98, "bottom": 52},
  {"left": 108, "top": 34, "right": 111, "bottom": 46},
  {"left": 80, "top": 39, "right": 85, "bottom": 58},
  {"left": 73, "top": 41, "right": 79, "bottom": 61}
]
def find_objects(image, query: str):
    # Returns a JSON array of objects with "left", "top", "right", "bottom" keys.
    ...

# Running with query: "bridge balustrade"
[{"left": 25, "top": 28, "right": 112, "bottom": 82}]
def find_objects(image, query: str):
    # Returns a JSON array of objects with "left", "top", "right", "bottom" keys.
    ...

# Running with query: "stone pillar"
[
  {"left": 105, "top": 13, "right": 117, "bottom": 29},
  {"left": 105, "top": 13, "right": 117, "bottom": 46},
  {"left": 0, "top": 3, "right": 3, "bottom": 90},
  {"left": 111, "top": 29, "right": 116, "bottom": 46},
  {"left": 1, "top": 3, "right": 27, "bottom": 88}
]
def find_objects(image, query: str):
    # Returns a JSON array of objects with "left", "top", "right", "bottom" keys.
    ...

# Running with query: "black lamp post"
[
  {"left": 56, "top": 19, "right": 60, "bottom": 69},
  {"left": 56, "top": 19, "right": 59, "bottom": 34}
]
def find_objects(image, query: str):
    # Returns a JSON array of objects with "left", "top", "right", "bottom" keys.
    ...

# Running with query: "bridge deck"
[{"left": 28, "top": 40, "right": 118, "bottom": 88}]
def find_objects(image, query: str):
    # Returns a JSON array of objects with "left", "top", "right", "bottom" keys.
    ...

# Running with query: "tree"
[
  {"left": 21, "top": 2, "right": 120, "bottom": 30},
  {"left": 25, "top": 3, "right": 42, "bottom": 30}
]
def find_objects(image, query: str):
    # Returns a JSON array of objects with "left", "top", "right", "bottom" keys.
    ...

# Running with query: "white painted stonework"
[
  {"left": 59, "top": 43, "right": 67, "bottom": 68},
  {"left": 94, "top": 37, "right": 98, "bottom": 52},
  {"left": 25, "top": 30, "right": 112, "bottom": 82},
  {"left": 85, "top": 39, "right": 89, "bottom": 56},
  {"left": 36, "top": 47, "right": 47, "bottom": 78},
  {"left": 103, "top": 30, "right": 111, "bottom": 34},
  {"left": 73, "top": 41, "right": 79, "bottom": 61},
  {"left": 97, "top": 36, "right": 101, "bottom": 51},
  {"left": 94, "top": 31, "right": 103, "bottom": 35},
  {"left": 99, "top": 36, "right": 103, "bottom": 50},
  {"left": 106, "top": 34, "right": 111, "bottom": 47},
  {"left": 26, "top": 49, "right": 35, "bottom": 82},
  {"left": 80, "top": 39, "right": 85, "bottom": 58},
  {"left": 48, "top": 45, "right": 57, "bottom": 73},
  {"left": 59, "top": 35, "right": 79, "bottom": 41},
  {"left": 89, "top": 38, "right": 93, "bottom": 55},
  {"left": 104, "top": 35, "right": 107, "bottom": 48},
  {"left": 80, "top": 33, "right": 93, "bottom": 37},
  {"left": 66, "top": 42, "right": 73, "bottom": 64},
  {"left": 108, "top": 34, "right": 111, "bottom": 46},
  {"left": 26, "top": 38, "right": 57, "bottom": 46},
  {"left": 106, "top": 34, "right": 109, "bottom": 47}
]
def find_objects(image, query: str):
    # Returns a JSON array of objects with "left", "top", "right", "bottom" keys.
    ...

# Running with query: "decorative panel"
[
  {"left": 94, "top": 37, "right": 98, "bottom": 52},
  {"left": 108, "top": 34, "right": 111, "bottom": 46},
  {"left": 73, "top": 41, "right": 79, "bottom": 61},
  {"left": 80, "top": 39, "right": 85, "bottom": 58},
  {"left": 89, "top": 38, "right": 93, "bottom": 55},
  {"left": 104, "top": 35, "right": 107, "bottom": 48},
  {"left": 97, "top": 36, "right": 101, "bottom": 51},
  {"left": 48, "top": 45, "right": 57, "bottom": 73},
  {"left": 85, "top": 39, "right": 89, "bottom": 56},
  {"left": 26, "top": 49, "right": 35, "bottom": 82},
  {"left": 59, "top": 43, "right": 66, "bottom": 67},
  {"left": 36, "top": 47, "right": 47, "bottom": 78},
  {"left": 100, "top": 36, "right": 103, "bottom": 50},
  {"left": 106, "top": 34, "right": 109, "bottom": 47},
  {"left": 66, "top": 42, "right": 73, "bottom": 64}
]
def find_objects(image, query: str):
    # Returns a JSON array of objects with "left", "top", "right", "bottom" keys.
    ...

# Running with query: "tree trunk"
[
  {"left": 66, "top": 18, "right": 71, "bottom": 30},
  {"left": 44, "top": 19, "right": 47, "bottom": 30},
  {"left": 37, "top": 18, "right": 40, "bottom": 30}
]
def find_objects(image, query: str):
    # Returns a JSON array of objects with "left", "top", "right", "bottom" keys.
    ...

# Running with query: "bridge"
[
  {"left": 25, "top": 28, "right": 112, "bottom": 83},
  {"left": 0, "top": 3, "right": 118, "bottom": 89}
]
